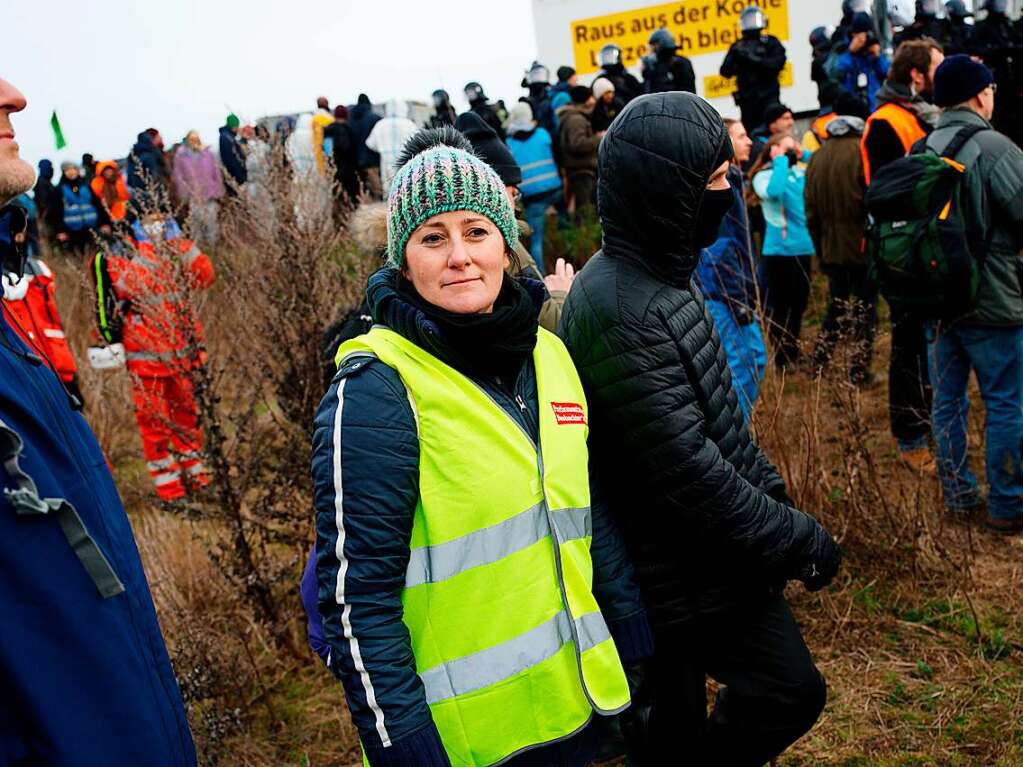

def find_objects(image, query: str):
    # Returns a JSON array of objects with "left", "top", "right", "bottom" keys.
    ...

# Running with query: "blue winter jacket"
[
  {"left": 507, "top": 127, "right": 562, "bottom": 201},
  {"left": 835, "top": 50, "right": 891, "bottom": 112},
  {"left": 696, "top": 164, "right": 757, "bottom": 311},
  {"left": 0, "top": 214, "right": 196, "bottom": 766},
  {"left": 349, "top": 99, "right": 383, "bottom": 170},
  {"left": 753, "top": 152, "right": 816, "bottom": 257},
  {"left": 551, "top": 82, "right": 572, "bottom": 112},
  {"left": 126, "top": 131, "right": 168, "bottom": 195},
  {"left": 302, "top": 268, "right": 652, "bottom": 767},
  {"left": 218, "top": 126, "right": 247, "bottom": 186}
]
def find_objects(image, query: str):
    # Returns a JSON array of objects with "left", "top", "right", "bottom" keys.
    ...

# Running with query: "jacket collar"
[{"left": 937, "top": 106, "right": 992, "bottom": 130}]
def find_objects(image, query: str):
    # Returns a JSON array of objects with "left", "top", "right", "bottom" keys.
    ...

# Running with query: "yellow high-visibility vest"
[{"left": 337, "top": 326, "right": 630, "bottom": 767}]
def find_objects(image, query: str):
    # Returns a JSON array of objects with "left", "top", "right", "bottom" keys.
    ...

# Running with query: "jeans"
[
  {"left": 705, "top": 298, "right": 767, "bottom": 419},
  {"left": 813, "top": 265, "right": 877, "bottom": 384},
  {"left": 763, "top": 255, "right": 812, "bottom": 369},
  {"left": 642, "top": 593, "right": 827, "bottom": 766},
  {"left": 889, "top": 308, "right": 932, "bottom": 452},
  {"left": 930, "top": 324, "right": 1023, "bottom": 519},
  {"left": 523, "top": 189, "right": 561, "bottom": 275}
]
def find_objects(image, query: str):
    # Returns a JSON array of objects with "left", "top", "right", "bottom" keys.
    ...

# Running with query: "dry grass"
[{"left": 39, "top": 194, "right": 1023, "bottom": 765}]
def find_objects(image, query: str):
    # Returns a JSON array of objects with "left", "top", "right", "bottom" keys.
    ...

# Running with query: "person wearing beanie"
[
  {"left": 558, "top": 86, "right": 602, "bottom": 218},
  {"left": 749, "top": 101, "right": 794, "bottom": 170},
  {"left": 923, "top": 54, "right": 1023, "bottom": 533},
  {"left": 590, "top": 77, "right": 624, "bottom": 132},
  {"left": 323, "top": 104, "right": 360, "bottom": 209},
  {"left": 551, "top": 65, "right": 577, "bottom": 111},
  {"left": 835, "top": 12, "right": 891, "bottom": 112},
  {"left": 303, "top": 126, "right": 650, "bottom": 767},
  {"left": 560, "top": 92, "right": 838, "bottom": 763},
  {"left": 506, "top": 102, "right": 563, "bottom": 276},
  {"left": 53, "top": 160, "right": 105, "bottom": 257},
  {"left": 219, "top": 113, "right": 247, "bottom": 189}
]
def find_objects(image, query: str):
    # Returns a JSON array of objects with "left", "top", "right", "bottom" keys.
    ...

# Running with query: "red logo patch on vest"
[{"left": 551, "top": 401, "right": 586, "bottom": 425}]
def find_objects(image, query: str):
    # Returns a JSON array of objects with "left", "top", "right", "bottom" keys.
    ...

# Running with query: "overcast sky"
[{"left": 6, "top": 0, "right": 539, "bottom": 169}]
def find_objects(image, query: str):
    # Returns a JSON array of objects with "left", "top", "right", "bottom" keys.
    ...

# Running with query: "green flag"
[{"left": 50, "top": 111, "right": 66, "bottom": 150}]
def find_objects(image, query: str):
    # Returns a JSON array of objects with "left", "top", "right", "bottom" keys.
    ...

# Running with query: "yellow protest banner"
[
  {"left": 570, "top": 0, "right": 789, "bottom": 76},
  {"left": 704, "top": 60, "right": 793, "bottom": 99}
]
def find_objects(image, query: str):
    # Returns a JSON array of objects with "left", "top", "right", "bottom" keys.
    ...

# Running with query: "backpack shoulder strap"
[{"left": 940, "top": 123, "right": 987, "bottom": 161}]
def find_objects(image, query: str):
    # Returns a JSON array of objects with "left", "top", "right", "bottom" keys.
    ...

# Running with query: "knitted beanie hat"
[
  {"left": 592, "top": 77, "right": 615, "bottom": 100},
  {"left": 386, "top": 127, "right": 518, "bottom": 266}
]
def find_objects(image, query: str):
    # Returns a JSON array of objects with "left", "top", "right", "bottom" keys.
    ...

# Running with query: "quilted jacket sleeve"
[
  {"left": 565, "top": 286, "right": 823, "bottom": 581},
  {"left": 312, "top": 359, "right": 450, "bottom": 767}
]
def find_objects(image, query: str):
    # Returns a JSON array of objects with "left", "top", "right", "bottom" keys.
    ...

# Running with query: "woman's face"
[{"left": 403, "top": 210, "right": 509, "bottom": 315}]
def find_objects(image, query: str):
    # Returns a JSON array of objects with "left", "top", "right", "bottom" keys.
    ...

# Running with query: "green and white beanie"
[{"left": 386, "top": 127, "right": 519, "bottom": 266}]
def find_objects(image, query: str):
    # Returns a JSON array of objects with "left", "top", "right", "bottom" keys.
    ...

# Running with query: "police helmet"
[
  {"left": 527, "top": 62, "right": 550, "bottom": 85},
  {"left": 464, "top": 82, "right": 485, "bottom": 102},
  {"left": 740, "top": 6, "right": 767, "bottom": 32},
  {"left": 945, "top": 0, "right": 970, "bottom": 17},
  {"left": 809, "top": 25, "right": 836, "bottom": 48},
  {"left": 888, "top": 0, "right": 915, "bottom": 27},
  {"left": 648, "top": 27, "right": 677, "bottom": 49},
  {"left": 599, "top": 43, "right": 622, "bottom": 67},
  {"left": 842, "top": 0, "right": 869, "bottom": 16},
  {"left": 983, "top": 0, "right": 1007, "bottom": 12}
]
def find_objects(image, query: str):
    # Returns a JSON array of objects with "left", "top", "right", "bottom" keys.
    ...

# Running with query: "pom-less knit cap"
[
  {"left": 226, "top": 113, "right": 240, "bottom": 129},
  {"left": 386, "top": 127, "right": 518, "bottom": 267},
  {"left": 933, "top": 54, "right": 995, "bottom": 108},
  {"left": 592, "top": 77, "right": 615, "bottom": 100},
  {"left": 851, "top": 11, "right": 874, "bottom": 34},
  {"left": 454, "top": 112, "right": 522, "bottom": 187}
]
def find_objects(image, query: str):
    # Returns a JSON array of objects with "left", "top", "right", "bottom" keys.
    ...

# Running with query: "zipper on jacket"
[{"left": 464, "top": 376, "right": 600, "bottom": 711}]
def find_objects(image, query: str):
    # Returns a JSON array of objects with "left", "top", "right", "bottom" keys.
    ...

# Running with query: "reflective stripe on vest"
[
  {"left": 861, "top": 102, "right": 928, "bottom": 184},
  {"left": 60, "top": 184, "right": 98, "bottom": 231},
  {"left": 337, "top": 327, "right": 629, "bottom": 767}
]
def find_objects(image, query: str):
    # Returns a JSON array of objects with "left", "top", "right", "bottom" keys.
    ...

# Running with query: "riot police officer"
[
  {"left": 810, "top": 25, "right": 841, "bottom": 110},
  {"left": 429, "top": 89, "right": 457, "bottom": 128},
  {"left": 597, "top": 43, "right": 644, "bottom": 103},
  {"left": 944, "top": 0, "right": 974, "bottom": 54},
  {"left": 642, "top": 28, "right": 696, "bottom": 94},
  {"left": 894, "top": 0, "right": 950, "bottom": 45},
  {"left": 463, "top": 81, "right": 506, "bottom": 141},
  {"left": 720, "top": 6, "right": 787, "bottom": 129},
  {"left": 523, "top": 61, "right": 558, "bottom": 138},
  {"left": 973, "top": 0, "right": 1020, "bottom": 143}
]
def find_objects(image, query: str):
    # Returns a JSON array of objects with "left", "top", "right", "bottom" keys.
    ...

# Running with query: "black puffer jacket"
[{"left": 560, "top": 93, "right": 837, "bottom": 628}]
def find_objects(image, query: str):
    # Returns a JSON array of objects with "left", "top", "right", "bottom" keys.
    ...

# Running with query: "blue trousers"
[
  {"left": 523, "top": 190, "right": 561, "bottom": 275},
  {"left": 930, "top": 324, "right": 1023, "bottom": 519},
  {"left": 706, "top": 299, "right": 767, "bottom": 419}
]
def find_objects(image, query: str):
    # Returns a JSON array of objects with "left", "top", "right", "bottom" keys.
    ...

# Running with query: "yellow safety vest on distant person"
[{"left": 337, "top": 326, "right": 630, "bottom": 767}]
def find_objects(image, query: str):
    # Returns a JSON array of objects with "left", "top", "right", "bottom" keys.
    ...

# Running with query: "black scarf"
[{"left": 366, "top": 267, "right": 544, "bottom": 380}]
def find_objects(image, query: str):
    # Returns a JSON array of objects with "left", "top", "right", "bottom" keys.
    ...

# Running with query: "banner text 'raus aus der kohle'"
[{"left": 570, "top": 0, "right": 790, "bottom": 76}]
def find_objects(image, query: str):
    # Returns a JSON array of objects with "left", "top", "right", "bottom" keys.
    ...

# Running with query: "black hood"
[{"left": 597, "top": 92, "right": 731, "bottom": 287}]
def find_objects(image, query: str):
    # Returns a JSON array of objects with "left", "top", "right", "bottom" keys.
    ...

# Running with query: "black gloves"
[
  {"left": 620, "top": 660, "right": 654, "bottom": 764},
  {"left": 799, "top": 523, "right": 842, "bottom": 592}
]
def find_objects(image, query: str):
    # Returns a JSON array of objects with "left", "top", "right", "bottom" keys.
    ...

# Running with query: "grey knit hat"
[{"left": 386, "top": 127, "right": 518, "bottom": 266}]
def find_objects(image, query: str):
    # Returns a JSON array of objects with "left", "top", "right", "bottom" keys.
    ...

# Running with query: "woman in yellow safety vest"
[{"left": 303, "top": 127, "right": 652, "bottom": 767}]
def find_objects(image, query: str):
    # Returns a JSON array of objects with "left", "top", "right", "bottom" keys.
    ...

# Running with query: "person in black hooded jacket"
[{"left": 559, "top": 92, "right": 841, "bottom": 765}]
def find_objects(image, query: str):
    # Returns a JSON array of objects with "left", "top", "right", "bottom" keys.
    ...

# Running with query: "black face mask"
[{"left": 693, "top": 187, "right": 734, "bottom": 250}]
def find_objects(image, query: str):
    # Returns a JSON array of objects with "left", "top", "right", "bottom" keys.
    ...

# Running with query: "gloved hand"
[
  {"left": 619, "top": 661, "right": 653, "bottom": 765},
  {"left": 799, "top": 523, "right": 842, "bottom": 592}
]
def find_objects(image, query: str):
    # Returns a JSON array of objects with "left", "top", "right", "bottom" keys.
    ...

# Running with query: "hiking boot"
[
  {"left": 985, "top": 514, "right": 1023, "bottom": 534},
  {"left": 899, "top": 446, "right": 937, "bottom": 477}
]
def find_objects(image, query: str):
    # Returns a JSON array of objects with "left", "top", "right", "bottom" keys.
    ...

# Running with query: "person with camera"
[
  {"left": 720, "top": 6, "right": 788, "bottom": 131},
  {"left": 835, "top": 12, "right": 892, "bottom": 111}
]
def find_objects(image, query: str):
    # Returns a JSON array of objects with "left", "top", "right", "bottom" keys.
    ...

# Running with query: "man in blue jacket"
[
  {"left": 0, "top": 76, "right": 196, "bottom": 767},
  {"left": 696, "top": 118, "right": 766, "bottom": 418},
  {"left": 835, "top": 13, "right": 891, "bottom": 112}
]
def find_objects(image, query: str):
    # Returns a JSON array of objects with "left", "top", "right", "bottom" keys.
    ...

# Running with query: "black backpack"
[{"left": 865, "top": 123, "right": 988, "bottom": 319}]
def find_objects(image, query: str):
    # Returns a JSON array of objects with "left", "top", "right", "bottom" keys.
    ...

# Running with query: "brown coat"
[
  {"left": 804, "top": 127, "right": 867, "bottom": 267},
  {"left": 557, "top": 104, "right": 600, "bottom": 174}
]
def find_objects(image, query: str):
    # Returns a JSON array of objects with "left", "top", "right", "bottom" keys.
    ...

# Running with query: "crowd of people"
[{"left": 4, "top": 1, "right": 1023, "bottom": 764}]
